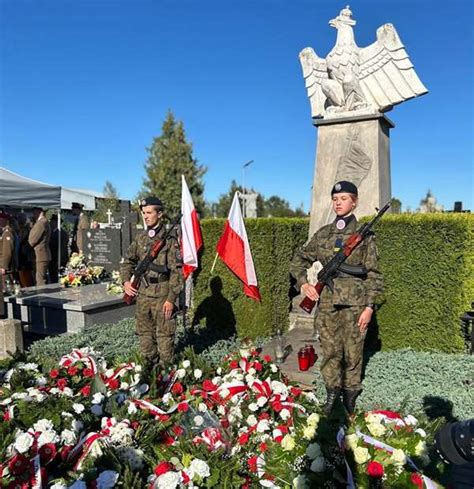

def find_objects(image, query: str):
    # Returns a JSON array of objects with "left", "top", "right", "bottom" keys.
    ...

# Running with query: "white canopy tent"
[{"left": 0, "top": 167, "right": 102, "bottom": 274}]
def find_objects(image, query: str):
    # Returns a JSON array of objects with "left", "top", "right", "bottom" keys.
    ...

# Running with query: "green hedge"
[
  {"left": 193, "top": 218, "right": 308, "bottom": 339},
  {"left": 194, "top": 214, "right": 473, "bottom": 352}
]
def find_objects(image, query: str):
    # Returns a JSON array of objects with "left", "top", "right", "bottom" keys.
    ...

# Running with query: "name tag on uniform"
[{"left": 334, "top": 238, "right": 343, "bottom": 252}]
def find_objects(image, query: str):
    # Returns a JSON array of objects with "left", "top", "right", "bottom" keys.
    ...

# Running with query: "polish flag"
[
  {"left": 216, "top": 193, "right": 261, "bottom": 301},
  {"left": 181, "top": 175, "right": 203, "bottom": 279}
]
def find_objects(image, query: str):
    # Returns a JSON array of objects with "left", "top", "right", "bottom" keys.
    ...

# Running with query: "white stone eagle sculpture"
[{"left": 300, "top": 6, "right": 428, "bottom": 118}]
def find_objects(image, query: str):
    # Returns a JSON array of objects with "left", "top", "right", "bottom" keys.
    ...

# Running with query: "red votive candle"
[{"left": 298, "top": 349, "right": 310, "bottom": 371}]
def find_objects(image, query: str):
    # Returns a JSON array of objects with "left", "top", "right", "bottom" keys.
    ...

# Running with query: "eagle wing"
[
  {"left": 299, "top": 47, "right": 329, "bottom": 118},
  {"left": 359, "top": 23, "right": 428, "bottom": 111}
]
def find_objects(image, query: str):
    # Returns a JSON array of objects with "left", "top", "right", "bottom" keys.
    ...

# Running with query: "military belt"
[{"left": 146, "top": 276, "right": 169, "bottom": 284}]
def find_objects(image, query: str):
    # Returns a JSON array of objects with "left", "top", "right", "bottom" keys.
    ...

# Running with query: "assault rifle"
[
  {"left": 123, "top": 214, "right": 181, "bottom": 305},
  {"left": 299, "top": 202, "right": 391, "bottom": 314}
]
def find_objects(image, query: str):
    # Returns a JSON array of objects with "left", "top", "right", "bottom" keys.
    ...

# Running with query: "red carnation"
[
  {"left": 272, "top": 401, "right": 283, "bottom": 413},
  {"left": 82, "top": 367, "right": 94, "bottom": 378},
  {"left": 202, "top": 379, "right": 216, "bottom": 392},
  {"left": 67, "top": 366, "right": 79, "bottom": 376},
  {"left": 49, "top": 369, "right": 59, "bottom": 379},
  {"left": 259, "top": 442, "right": 268, "bottom": 452},
  {"left": 177, "top": 402, "right": 189, "bottom": 412},
  {"left": 131, "top": 421, "right": 140, "bottom": 430},
  {"left": 250, "top": 350, "right": 259, "bottom": 356},
  {"left": 157, "top": 414, "right": 170, "bottom": 422},
  {"left": 367, "top": 461, "right": 384, "bottom": 478},
  {"left": 259, "top": 412, "right": 270, "bottom": 421},
  {"left": 62, "top": 358, "right": 73, "bottom": 367},
  {"left": 9, "top": 478, "right": 30, "bottom": 489},
  {"left": 162, "top": 433, "right": 175, "bottom": 446},
  {"left": 263, "top": 355, "right": 272, "bottom": 362},
  {"left": 410, "top": 473, "right": 424, "bottom": 488},
  {"left": 172, "top": 425, "right": 184, "bottom": 436},
  {"left": 80, "top": 385, "right": 91, "bottom": 397},
  {"left": 8, "top": 454, "right": 29, "bottom": 475},
  {"left": 171, "top": 382, "right": 184, "bottom": 395},
  {"left": 59, "top": 444, "right": 74, "bottom": 462},
  {"left": 57, "top": 378, "right": 68, "bottom": 390},
  {"left": 221, "top": 418, "right": 230, "bottom": 429},
  {"left": 239, "top": 432, "right": 250, "bottom": 445},
  {"left": 229, "top": 360, "right": 238, "bottom": 369},
  {"left": 154, "top": 461, "right": 172, "bottom": 476},
  {"left": 108, "top": 378, "right": 120, "bottom": 390},
  {"left": 290, "top": 387, "right": 302, "bottom": 397},
  {"left": 254, "top": 361, "right": 263, "bottom": 371},
  {"left": 39, "top": 443, "right": 57, "bottom": 465},
  {"left": 248, "top": 455, "right": 258, "bottom": 473}
]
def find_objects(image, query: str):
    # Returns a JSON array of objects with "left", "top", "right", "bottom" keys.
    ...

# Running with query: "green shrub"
[
  {"left": 311, "top": 348, "right": 474, "bottom": 419},
  {"left": 195, "top": 214, "right": 473, "bottom": 352}
]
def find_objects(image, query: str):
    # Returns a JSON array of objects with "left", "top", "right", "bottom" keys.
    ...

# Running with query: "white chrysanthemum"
[
  {"left": 404, "top": 415, "right": 418, "bottom": 426},
  {"left": 280, "top": 409, "right": 291, "bottom": 421},
  {"left": 354, "top": 446, "right": 370, "bottom": 464},
  {"left": 248, "top": 403, "right": 259, "bottom": 412},
  {"left": 128, "top": 402, "right": 138, "bottom": 415},
  {"left": 365, "top": 413, "right": 384, "bottom": 425},
  {"left": 270, "top": 381, "right": 288, "bottom": 396},
  {"left": 92, "top": 393, "right": 105, "bottom": 404},
  {"left": 245, "top": 374, "right": 255, "bottom": 385},
  {"left": 367, "top": 422, "right": 386, "bottom": 437},
  {"left": 216, "top": 367, "right": 222, "bottom": 375},
  {"left": 176, "top": 368, "right": 186, "bottom": 379},
  {"left": 198, "top": 403, "right": 208, "bottom": 413},
  {"left": 270, "top": 364, "right": 278, "bottom": 373},
  {"left": 120, "top": 381, "right": 130, "bottom": 390},
  {"left": 14, "top": 432, "right": 33, "bottom": 453},
  {"left": 38, "top": 430, "right": 59, "bottom": 448},
  {"left": 188, "top": 458, "right": 211, "bottom": 478},
  {"left": 96, "top": 470, "right": 119, "bottom": 489},
  {"left": 306, "top": 413, "right": 320, "bottom": 426},
  {"left": 73, "top": 403, "right": 85, "bottom": 414},
  {"left": 303, "top": 424, "right": 316, "bottom": 440},
  {"left": 256, "top": 419, "right": 270, "bottom": 433},
  {"left": 256, "top": 397, "right": 267, "bottom": 408},
  {"left": 305, "top": 392, "right": 317, "bottom": 403},
  {"left": 310, "top": 456, "right": 325, "bottom": 473},
  {"left": 194, "top": 415, "right": 204, "bottom": 427},
  {"left": 36, "top": 375, "right": 48, "bottom": 386},
  {"left": 345, "top": 434, "right": 359, "bottom": 451},
  {"left": 182, "top": 360, "right": 191, "bottom": 369},
  {"left": 415, "top": 428, "right": 427, "bottom": 438},
  {"left": 246, "top": 415, "right": 258, "bottom": 426},
  {"left": 390, "top": 448, "right": 407, "bottom": 466},
  {"left": 12, "top": 392, "right": 28, "bottom": 400},
  {"left": 281, "top": 434, "right": 296, "bottom": 451},
  {"left": 22, "top": 362, "right": 38, "bottom": 371},
  {"left": 248, "top": 367, "right": 256, "bottom": 376},
  {"left": 105, "top": 369, "right": 114, "bottom": 377},
  {"left": 34, "top": 419, "right": 54, "bottom": 433},
  {"left": 60, "top": 429, "right": 77, "bottom": 445},
  {"left": 212, "top": 376, "right": 222, "bottom": 385},
  {"left": 156, "top": 471, "right": 181, "bottom": 489},
  {"left": 194, "top": 369, "right": 203, "bottom": 379},
  {"left": 306, "top": 442, "right": 322, "bottom": 459},
  {"left": 135, "top": 365, "right": 142, "bottom": 373}
]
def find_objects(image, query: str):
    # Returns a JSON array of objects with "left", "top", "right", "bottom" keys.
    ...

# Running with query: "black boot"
[
  {"left": 343, "top": 389, "right": 362, "bottom": 415},
  {"left": 323, "top": 387, "right": 341, "bottom": 416}
]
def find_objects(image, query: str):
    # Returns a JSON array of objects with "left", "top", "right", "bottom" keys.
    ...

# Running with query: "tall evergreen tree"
[{"left": 140, "top": 111, "right": 206, "bottom": 216}]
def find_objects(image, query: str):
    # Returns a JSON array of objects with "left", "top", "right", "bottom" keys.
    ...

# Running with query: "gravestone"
[
  {"left": 84, "top": 228, "right": 122, "bottom": 272},
  {"left": 112, "top": 200, "right": 139, "bottom": 252},
  {"left": 0, "top": 318, "right": 24, "bottom": 360}
]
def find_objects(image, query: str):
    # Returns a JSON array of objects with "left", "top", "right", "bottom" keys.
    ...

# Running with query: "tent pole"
[{"left": 58, "top": 210, "right": 62, "bottom": 281}]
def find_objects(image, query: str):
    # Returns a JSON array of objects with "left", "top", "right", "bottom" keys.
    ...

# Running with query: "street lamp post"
[{"left": 242, "top": 159, "right": 254, "bottom": 218}]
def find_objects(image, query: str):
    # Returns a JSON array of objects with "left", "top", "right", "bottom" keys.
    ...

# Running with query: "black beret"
[
  {"left": 71, "top": 202, "right": 84, "bottom": 209},
  {"left": 331, "top": 181, "right": 358, "bottom": 196},
  {"left": 140, "top": 197, "right": 164, "bottom": 208}
]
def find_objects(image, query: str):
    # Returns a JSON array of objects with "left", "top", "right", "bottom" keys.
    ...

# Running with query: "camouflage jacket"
[
  {"left": 290, "top": 216, "right": 383, "bottom": 306},
  {"left": 120, "top": 224, "right": 183, "bottom": 302}
]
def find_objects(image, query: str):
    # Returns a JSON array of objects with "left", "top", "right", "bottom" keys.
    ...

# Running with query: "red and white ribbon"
[
  {"left": 131, "top": 398, "right": 180, "bottom": 417},
  {"left": 60, "top": 349, "right": 98, "bottom": 374},
  {"left": 104, "top": 363, "right": 135, "bottom": 386}
]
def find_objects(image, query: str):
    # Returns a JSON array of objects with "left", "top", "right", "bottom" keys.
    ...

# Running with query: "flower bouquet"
[
  {"left": 105, "top": 271, "right": 124, "bottom": 295},
  {"left": 60, "top": 253, "right": 108, "bottom": 288}
]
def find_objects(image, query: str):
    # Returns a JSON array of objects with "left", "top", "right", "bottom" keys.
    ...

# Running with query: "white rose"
[
  {"left": 281, "top": 434, "right": 296, "bottom": 451},
  {"left": 36, "top": 375, "right": 47, "bottom": 386},
  {"left": 61, "top": 429, "right": 77, "bottom": 445},
  {"left": 305, "top": 442, "right": 322, "bottom": 459},
  {"left": 176, "top": 368, "right": 186, "bottom": 379},
  {"left": 248, "top": 403, "right": 259, "bottom": 412},
  {"left": 135, "top": 365, "right": 142, "bottom": 373},
  {"left": 306, "top": 413, "right": 320, "bottom": 426},
  {"left": 198, "top": 403, "right": 208, "bottom": 413},
  {"left": 120, "top": 381, "right": 130, "bottom": 390},
  {"left": 216, "top": 367, "right": 222, "bottom": 375},
  {"left": 247, "top": 415, "right": 258, "bottom": 426},
  {"left": 156, "top": 471, "right": 180, "bottom": 489},
  {"left": 91, "top": 404, "right": 103, "bottom": 416},
  {"left": 354, "top": 446, "right": 370, "bottom": 464},
  {"left": 14, "top": 432, "right": 33, "bottom": 453},
  {"left": 248, "top": 367, "right": 256, "bottom": 376},
  {"left": 73, "top": 403, "right": 85, "bottom": 414},
  {"left": 345, "top": 434, "right": 359, "bottom": 451},
  {"left": 365, "top": 413, "right": 384, "bottom": 425},
  {"left": 303, "top": 424, "right": 316, "bottom": 440},
  {"left": 280, "top": 408, "right": 291, "bottom": 421},
  {"left": 189, "top": 458, "right": 211, "bottom": 478},
  {"left": 33, "top": 419, "right": 54, "bottom": 432},
  {"left": 415, "top": 428, "right": 427, "bottom": 438},
  {"left": 97, "top": 470, "right": 119, "bottom": 489},
  {"left": 404, "top": 415, "right": 418, "bottom": 426},
  {"left": 305, "top": 392, "right": 317, "bottom": 402},
  {"left": 127, "top": 402, "right": 138, "bottom": 415},
  {"left": 245, "top": 374, "right": 255, "bottom": 385},
  {"left": 310, "top": 456, "right": 325, "bottom": 472},
  {"left": 194, "top": 369, "right": 203, "bottom": 379},
  {"left": 256, "top": 419, "right": 270, "bottom": 433},
  {"left": 212, "top": 376, "right": 222, "bottom": 385},
  {"left": 38, "top": 430, "right": 59, "bottom": 448},
  {"left": 390, "top": 448, "right": 407, "bottom": 466},
  {"left": 182, "top": 360, "right": 191, "bottom": 368},
  {"left": 92, "top": 393, "right": 105, "bottom": 404},
  {"left": 194, "top": 415, "right": 204, "bottom": 427},
  {"left": 270, "top": 381, "right": 288, "bottom": 396},
  {"left": 367, "top": 422, "right": 386, "bottom": 437},
  {"left": 270, "top": 364, "right": 278, "bottom": 373},
  {"left": 415, "top": 441, "right": 430, "bottom": 466},
  {"left": 105, "top": 369, "right": 114, "bottom": 377},
  {"left": 257, "top": 397, "right": 267, "bottom": 407}
]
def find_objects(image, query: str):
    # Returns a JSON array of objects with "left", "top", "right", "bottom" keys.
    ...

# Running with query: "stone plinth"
[
  {"left": 309, "top": 113, "right": 393, "bottom": 235},
  {"left": 4, "top": 283, "right": 134, "bottom": 335},
  {"left": 0, "top": 319, "right": 24, "bottom": 360}
]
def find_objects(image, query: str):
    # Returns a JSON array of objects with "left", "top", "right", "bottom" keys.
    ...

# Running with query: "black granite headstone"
[{"left": 84, "top": 228, "right": 122, "bottom": 272}]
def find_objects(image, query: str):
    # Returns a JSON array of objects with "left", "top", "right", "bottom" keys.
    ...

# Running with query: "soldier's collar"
[{"left": 334, "top": 213, "right": 356, "bottom": 231}]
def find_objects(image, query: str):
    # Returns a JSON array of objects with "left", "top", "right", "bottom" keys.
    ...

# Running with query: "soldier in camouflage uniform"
[
  {"left": 121, "top": 197, "right": 183, "bottom": 368},
  {"left": 290, "top": 181, "right": 383, "bottom": 415}
]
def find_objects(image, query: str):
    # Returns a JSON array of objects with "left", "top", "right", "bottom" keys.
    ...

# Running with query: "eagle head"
[{"left": 329, "top": 5, "right": 356, "bottom": 28}]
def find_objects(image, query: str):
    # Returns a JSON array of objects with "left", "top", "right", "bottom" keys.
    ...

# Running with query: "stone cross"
[{"left": 106, "top": 209, "right": 112, "bottom": 225}]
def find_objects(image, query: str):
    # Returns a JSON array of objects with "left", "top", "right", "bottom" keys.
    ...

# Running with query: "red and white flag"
[
  {"left": 216, "top": 192, "right": 261, "bottom": 301},
  {"left": 181, "top": 175, "right": 203, "bottom": 279}
]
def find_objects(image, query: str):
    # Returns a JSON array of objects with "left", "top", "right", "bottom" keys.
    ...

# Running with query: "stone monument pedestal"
[{"left": 309, "top": 113, "right": 394, "bottom": 235}]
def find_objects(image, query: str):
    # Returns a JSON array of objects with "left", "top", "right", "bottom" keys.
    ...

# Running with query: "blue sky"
[{"left": 1, "top": 0, "right": 472, "bottom": 212}]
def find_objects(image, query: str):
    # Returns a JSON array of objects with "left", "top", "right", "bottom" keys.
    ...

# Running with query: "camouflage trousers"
[
  {"left": 135, "top": 294, "right": 176, "bottom": 366},
  {"left": 316, "top": 304, "right": 366, "bottom": 390}
]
